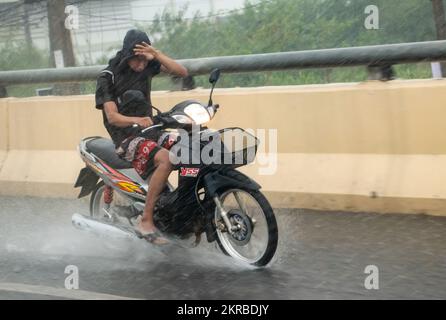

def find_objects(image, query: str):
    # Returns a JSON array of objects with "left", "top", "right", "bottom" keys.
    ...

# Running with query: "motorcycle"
[{"left": 73, "top": 69, "right": 278, "bottom": 267}]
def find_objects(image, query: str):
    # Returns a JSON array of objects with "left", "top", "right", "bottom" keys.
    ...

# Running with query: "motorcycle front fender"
[{"left": 202, "top": 169, "right": 261, "bottom": 198}]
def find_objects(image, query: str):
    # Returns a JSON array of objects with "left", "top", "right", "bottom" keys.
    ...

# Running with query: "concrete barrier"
[
  {"left": 0, "top": 99, "right": 8, "bottom": 173},
  {"left": 1, "top": 79, "right": 446, "bottom": 215}
]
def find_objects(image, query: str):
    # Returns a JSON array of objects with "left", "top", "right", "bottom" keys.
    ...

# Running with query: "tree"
[{"left": 141, "top": 0, "right": 437, "bottom": 88}]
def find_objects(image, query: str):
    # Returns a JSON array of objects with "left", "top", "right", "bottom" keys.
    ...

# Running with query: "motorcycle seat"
[{"left": 86, "top": 138, "right": 133, "bottom": 169}]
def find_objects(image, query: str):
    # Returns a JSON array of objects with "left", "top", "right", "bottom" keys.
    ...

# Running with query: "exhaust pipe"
[{"left": 72, "top": 213, "right": 139, "bottom": 240}]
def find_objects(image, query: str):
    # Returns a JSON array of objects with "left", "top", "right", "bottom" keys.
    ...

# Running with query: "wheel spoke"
[
  {"left": 91, "top": 184, "right": 135, "bottom": 225},
  {"left": 234, "top": 191, "right": 249, "bottom": 217},
  {"left": 215, "top": 189, "right": 272, "bottom": 265}
]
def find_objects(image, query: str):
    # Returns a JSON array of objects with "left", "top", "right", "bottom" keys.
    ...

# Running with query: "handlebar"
[
  {"left": 131, "top": 104, "right": 220, "bottom": 136},
  {"left": 131, "top": 123, "right": 163, "bottom": 136}
]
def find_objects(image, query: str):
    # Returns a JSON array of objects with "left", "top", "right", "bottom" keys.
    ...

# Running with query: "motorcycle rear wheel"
[
  {"left": 90, "top": 181, "right": 113, "bottom": 221},
  {"left": 90, "top": 181, "right": 136, "bottom": 225}
]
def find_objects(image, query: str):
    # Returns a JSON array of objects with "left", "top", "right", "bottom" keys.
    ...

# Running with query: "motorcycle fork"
[{"left": 213, "top": 196, "right": 237, "bottom": 235}]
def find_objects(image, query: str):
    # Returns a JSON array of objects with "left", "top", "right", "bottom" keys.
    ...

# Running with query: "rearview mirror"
[{"left": 209, "top": 68, "right": 221, "bottom": 85}]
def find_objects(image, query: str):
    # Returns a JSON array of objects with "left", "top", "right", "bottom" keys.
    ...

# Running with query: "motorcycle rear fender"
[
  {"left": 202, "top": 169, "right": 261, "bottom": 198},
  {"left": 74, "top": 166, "right": 99, "bottom": 198}
]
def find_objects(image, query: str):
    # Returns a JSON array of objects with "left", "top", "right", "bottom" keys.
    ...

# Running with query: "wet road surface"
[{"left": 0, "top": 196, "right": 445, "bottom": 300}]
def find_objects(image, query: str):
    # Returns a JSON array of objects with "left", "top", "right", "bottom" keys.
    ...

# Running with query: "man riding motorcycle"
[{"left": 95, "top": 29, "right": 188, "bottom": 245}]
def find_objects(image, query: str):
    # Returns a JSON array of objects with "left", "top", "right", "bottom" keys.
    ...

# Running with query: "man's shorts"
[{"left": 116, "top": 132, "right": 177, "bottom": 180}]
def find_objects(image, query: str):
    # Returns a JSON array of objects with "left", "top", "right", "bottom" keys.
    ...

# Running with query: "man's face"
[{"left": 128, "top": 55, "right": 148, "bottom": 72}]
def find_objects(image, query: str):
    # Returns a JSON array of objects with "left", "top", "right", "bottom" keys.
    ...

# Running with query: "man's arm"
[
  {"left": 104, "top": 101, "right": 153, "bottom": 128},
  {"left": 134, "top": 42, "right": 188, "bottom": 78},
  {"left": 157, "top": 51, "right": 188, "bottom": 77}
]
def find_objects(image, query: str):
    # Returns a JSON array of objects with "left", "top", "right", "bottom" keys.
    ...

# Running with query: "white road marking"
[{"left": 0, "top": 282, "right": 142, "bottom": 300}]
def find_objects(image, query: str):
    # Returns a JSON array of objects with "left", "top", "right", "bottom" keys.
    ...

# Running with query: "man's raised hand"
[{"left": 134, "top": 42, "right": 159, "bottom": 61}]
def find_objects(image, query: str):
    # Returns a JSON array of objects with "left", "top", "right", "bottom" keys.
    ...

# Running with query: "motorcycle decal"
[
  {"left": 99, "top": 159, "right": 133, "bottom": 183},
  {"left": 83, "top": 155, "right": 145, "bottom": 195},
  {"left": 180, "top": 167, "right": 200, "bottom": 177},
  {"left": 97, "top": 159, "right": 145, "bottom": 194},
  {"left": 87, "top": 162, "right": 104, "bottom": 175},
  {"left": 116, "top": 181, "right": 144, "bottom": 194}
]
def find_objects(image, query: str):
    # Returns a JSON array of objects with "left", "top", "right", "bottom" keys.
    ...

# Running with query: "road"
[{"left": 0, "top": 196, "right": 445, "bottom": 300}]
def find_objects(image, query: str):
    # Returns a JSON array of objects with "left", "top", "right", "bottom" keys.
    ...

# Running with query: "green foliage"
[
  {"left": 0, "top": 41, "right": 49, "bottom": 71},
  {"left": 0, "top": 41, "right": 51, "bottom": 97},
  {"left": 2, "top": 0, "right": 441, "bottom": 96},
  {"left": 139, "top": 0, "right": 438, "bottom": 89}
]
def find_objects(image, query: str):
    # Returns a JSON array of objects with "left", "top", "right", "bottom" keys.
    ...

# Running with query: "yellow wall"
[
  {"left": 4, "top": 79, "right": 446, "bottom": 154},
  {"left": 0, "top": 99, "right": 8, "bottom": 173},
  {"left": 1, "top": 79, "right": 446, "bottom": 215},
  {"left": 7, "top": 96, "right": 107, "bottom": 150},
  {"left": 166, "top": 80, "right": 446, "bottom": 154}
]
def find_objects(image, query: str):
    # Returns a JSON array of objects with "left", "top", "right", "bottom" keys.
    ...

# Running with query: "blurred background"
[
  {"left": 0, "top": 0, "right": 445, "bottom": 96},
  {"left": 1, "top": 1, "right": 446, "bottom": 300}
]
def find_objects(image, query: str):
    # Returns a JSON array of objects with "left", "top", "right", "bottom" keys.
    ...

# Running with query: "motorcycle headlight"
[
  {"left": 184, "top": 103, "right": 211, "bottom": 125},
  {"left": 172, "top": 114, "right": 193, "bottom": 124}
]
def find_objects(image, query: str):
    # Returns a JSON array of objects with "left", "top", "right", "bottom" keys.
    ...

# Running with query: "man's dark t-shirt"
[{"left": 95, "top": 59, "right": 161, "bottom": 147}]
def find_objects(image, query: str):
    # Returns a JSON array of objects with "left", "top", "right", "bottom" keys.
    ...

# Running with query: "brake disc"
[{"left": 227, "top": 209, "right": 253, "bottom": 246}]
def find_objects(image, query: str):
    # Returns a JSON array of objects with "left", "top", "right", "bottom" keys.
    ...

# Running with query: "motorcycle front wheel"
[{"left": 214, "top": 188, "right": 278, "bottom": 267}]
